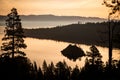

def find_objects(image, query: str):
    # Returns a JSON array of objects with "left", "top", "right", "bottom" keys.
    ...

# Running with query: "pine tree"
[
  {"left": 42, "top": 60, "right": 48, "bottom": 74},
  {"left": 103, "top": 0, "right": 120, "bottom": 70},
  {"left": 1, "top": 8, "right": 27, "bottom": 58},
  {"left": 86, "top": 45, "right": 102, "bottom": 65}
]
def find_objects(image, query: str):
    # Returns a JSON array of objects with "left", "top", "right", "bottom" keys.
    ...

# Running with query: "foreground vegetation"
[{"left": 0, "top": 56, "right": 120, "bottom": 80}]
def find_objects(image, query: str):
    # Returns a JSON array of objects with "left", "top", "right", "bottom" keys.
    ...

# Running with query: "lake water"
[
  {"left": 0, "top": 20, "right": 120, "bottom": 68},
  {"left": 23, "top": 38, "right": 120, "bottom": 68}
]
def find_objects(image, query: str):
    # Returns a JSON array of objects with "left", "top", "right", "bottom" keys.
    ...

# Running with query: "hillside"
[{"left": 24, "top": 22, "right": 120, "bottom": 48}]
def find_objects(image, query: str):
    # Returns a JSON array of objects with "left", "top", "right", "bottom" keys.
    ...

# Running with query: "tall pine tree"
[
  {"left": 1, "top": 8, "right": 27, "bottom": 58},
  {"left": 103, "top": 0, "right": 120, "bottom": 70}
]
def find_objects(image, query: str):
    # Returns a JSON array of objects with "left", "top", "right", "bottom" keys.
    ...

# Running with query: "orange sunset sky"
[{"left": 0, "top": 0, "right": 109, "bottom": 18}]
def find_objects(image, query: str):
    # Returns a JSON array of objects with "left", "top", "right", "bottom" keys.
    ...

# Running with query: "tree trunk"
[
  {"left": 12, "top": 23, "right": 15, "bottom": 59},
  {"left": 108, "top": 15, "right": 112, "bottom": 70}
]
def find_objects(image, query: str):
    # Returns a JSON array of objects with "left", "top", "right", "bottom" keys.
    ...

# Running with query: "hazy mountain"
[{"left": 0, "top": 14, "right": 106, "bottom": 22}]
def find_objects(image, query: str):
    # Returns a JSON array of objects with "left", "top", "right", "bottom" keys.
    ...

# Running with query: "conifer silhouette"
[{"left": 1, "top": 8, "right": 27, "bottom": 58}]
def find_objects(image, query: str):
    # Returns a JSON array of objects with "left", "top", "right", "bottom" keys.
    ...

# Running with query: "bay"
[
  {"left": 0, "top": 34, "right": 120, "bottom": 68},
  {"left": 23, "top": 38, "right": 120, "bottom": 68},
  {"left": 0, "top": 23, "right": 120, "bottom": 68}
]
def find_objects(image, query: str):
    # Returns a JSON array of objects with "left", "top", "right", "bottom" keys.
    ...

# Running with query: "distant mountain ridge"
[{"left": 0, "top": 14, "right": 106, "bottom": 22}]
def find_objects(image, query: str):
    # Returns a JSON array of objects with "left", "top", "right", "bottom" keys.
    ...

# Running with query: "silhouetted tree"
[
  {"left": 37, "top": 67, "right": 43, "bottom": 80},
  {"left": 42, "top": 60, "right": 48, "bottom": 74},
  {"left": 103, "top": 0, "right": 120, "bottom": 70},
  {"left": 71, "top": 65, "right": 80, "bottom": 80},
  {"left": 80, "top": 48, "right": 104, "bottom": 80},
  {"left": 0, "top": 56, "right": 32, "bottom": 80},
  {"left": 1, "top": 8, "right": 27, "bottom": 58},
  {"left": 44, "top": 62, "right": 55, "bottom": 80},
  {"left": 103, "top": 0, "right": 120, "bottom": 16},
  {"left": 86, "top": 45, "right": 102, "bottom": 66},
  {"left": 82, "top": 46, "right": 105, "bottom": 80},
  {"left": 55, "top": 61, "right": 70, "bottom": 80},
  {"left": 30, "top": 61, "right": 44, "bottom": 80}
]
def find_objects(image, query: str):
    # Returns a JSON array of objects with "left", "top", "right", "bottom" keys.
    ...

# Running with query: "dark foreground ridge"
[
  {"left": 0, "top": 56, "right": 120, "bottom": 80},
  {"left": 24, "top": 22, "right": 120, "bottom": 48}
]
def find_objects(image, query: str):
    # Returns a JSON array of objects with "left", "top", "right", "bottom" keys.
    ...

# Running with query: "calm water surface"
[
  {"left": 23, "top": 38, "right": 120, "bottom": 68},
  {"left": 0, "top": 25, "right": 120, "bottom": 68}
]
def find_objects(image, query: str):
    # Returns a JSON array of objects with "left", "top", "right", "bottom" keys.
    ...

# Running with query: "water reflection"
[
  {"left": 24, "top": 38, "right": 120, "bottom": 68},
  {"left": 0, "top": 26, "right": 120, "bottom": 68},
  {"left": 24, "top": 38, "right": 86, "bottom": 68}
]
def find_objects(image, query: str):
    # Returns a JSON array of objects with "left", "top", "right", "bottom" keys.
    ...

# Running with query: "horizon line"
[{"left": 0, "top": 14, "right": 107, "bottom": 19}]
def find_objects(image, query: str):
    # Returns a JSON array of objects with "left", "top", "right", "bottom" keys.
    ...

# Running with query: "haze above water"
[
  {"left": 0, "top": 18, "right": 105, "bottom": 29},
  {"left": 0, "top": 20, "right": 120, "bottom": 68}
]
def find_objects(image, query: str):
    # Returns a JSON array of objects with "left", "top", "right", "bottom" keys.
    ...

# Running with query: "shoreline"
[{"left": 24, "top": 22, "right": 120, "bottom": 49}]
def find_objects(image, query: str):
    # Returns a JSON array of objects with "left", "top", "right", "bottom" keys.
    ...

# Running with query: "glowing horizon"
[{"left": 0, "top": 0, "right": 109, "bottom": 18}]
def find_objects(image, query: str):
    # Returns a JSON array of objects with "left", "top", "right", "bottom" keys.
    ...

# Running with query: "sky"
[{"left": 0, "top": 0, "right": 109, "bottom": 18}]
